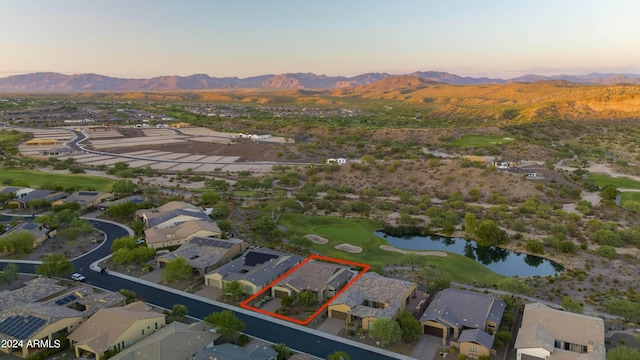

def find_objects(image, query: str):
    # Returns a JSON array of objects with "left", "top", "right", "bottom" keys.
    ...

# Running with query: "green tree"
[
  {"left": 297, "top": 290, "right": 317, "bottom": 306},
  {"left": 281, "top": 295, "right": 294, "bottom": 307},
  {"left": 397, "top": 310, "right": 421, "bottom": 342},
  {"left": 119, "top": 289, "right": 137, "bottom": 304},
  {"left": 600, "top": 184, "right": 619, "bottom": 201},
  {"left": 112, "top": 179, "right": 137, "bottom": 195},
  {"left": 525, "top": 239, "right": 545, "bottom": 254},
  {"left": 605, "top": 299, "right": 640, "bottom": 323},
  {"left": 171, "top": 304, "right": 188, "bottom": 319},
  {"left": 561, "top": 296, "right": 584, "bottom": 314},
  {"left": 464, "top": 213, "right": 478, "bottom": 236},
  {"left": 36, "top": 253, "right": 73, "bottom": 278},
  {"left": 223, "top": 280, "right": 246, "bottom": 301},
  {"left": 403, "top": 253, "right": 424, "bottom": 271},
  {"left": 0, "top": 231, "right": 35, "bottom": 254},
  {"left": 0, "top": 263, "right": 19, "bottom": 284},
  {"left": 217, "top": 219, "right": 233, "bottom": 232},
  {"left": 200, "top": 191, "right": 221, "bottom": 206},
  {"left": 111, "top": 236, "right": 137, "bottom": 252},
  {"left": 273, "top": 343, "right": 292, "bottom": 360},
  {"left": 495, "top": 329, "right": 513, "bottom": 348},
  {"left": 161, "top": 258, "right": 193, "bottom": 283},
  {"left": 596, "top": 245, "right": 619, "bottom": 259},
  {"left": 327, "top": 351, "right": 351, "bottom": 360},
  {"left": 369, "top": 318, "right": 402, "bottom": 347},
  {"left": 204, "top": 310, "right": 245, "bottom": 339},
  {"left": 607, "top": 345, "right": 640, "bottom": 360},
  {"left": 476, "top": 220, "right": 509, "bottom": 245},
  {"left": 104, "top": 202, "right": 138, "bottom": 220}
]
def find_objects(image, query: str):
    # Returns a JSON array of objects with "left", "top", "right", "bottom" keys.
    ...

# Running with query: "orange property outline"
[{"left": 240, "top": 254, "right": 370, "bottom": 325}]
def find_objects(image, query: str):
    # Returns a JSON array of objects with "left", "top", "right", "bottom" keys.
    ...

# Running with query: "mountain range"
[{"left": 2, "top": 71, "right": 640, "bottom": 92}]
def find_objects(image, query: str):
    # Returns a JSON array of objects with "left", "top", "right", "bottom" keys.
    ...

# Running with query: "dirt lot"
[{"left": 103, "top": 138, "right": 317, "bottom": 163}]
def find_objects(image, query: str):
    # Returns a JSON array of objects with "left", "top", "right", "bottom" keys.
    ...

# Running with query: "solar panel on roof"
[
  {"left": 54, "top": 294, "right": 77, "bottom": 305},
  {"left": 244, "top": 251, "right": 279, "bottom": 267},
  {"left": 0, "top": 315, "right": 47, "bottom": 340}
]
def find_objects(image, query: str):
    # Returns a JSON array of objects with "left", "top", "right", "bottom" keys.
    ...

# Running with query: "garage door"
[
  {"left": 330, "top": 310, "right": 348, "bottom": 320},
  {"left": 424, "top": 325, "right": 443, "bottom": 337},
  {"left": 274, "top": 290, "right": 289, "bottom": 298}
]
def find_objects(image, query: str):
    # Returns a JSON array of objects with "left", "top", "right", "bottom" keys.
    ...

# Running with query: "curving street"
[{"left": 0, "top": 218, "right": 409, "bottom": 360}]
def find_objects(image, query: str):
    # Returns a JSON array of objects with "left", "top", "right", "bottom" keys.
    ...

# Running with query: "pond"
[{"left": 376, "top": 231, "right": 563, "bottom": 277}]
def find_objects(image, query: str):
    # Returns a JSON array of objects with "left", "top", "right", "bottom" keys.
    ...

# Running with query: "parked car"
[
  {"left": 136, "top": 239, "right": 145, "bottom": 246},
  {"left": 71, "top": 273, "right": 86, "bottom": 282}
]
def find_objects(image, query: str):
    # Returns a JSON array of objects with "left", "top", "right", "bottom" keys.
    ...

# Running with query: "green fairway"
[
  {"left": 620, "top": 192, "right": 640, "bottom": 205},
  {"left": 448, "top": 134, "right": 515, "bottom": 148},
  {"left": 589, "top": 174, "right": 640, "bottom": 190},
  {"left": 278, "top": 214, "right": 504, "bottom": 285},
  {"left": 0, "top": 169, "right": 116, "bottom": 192}
]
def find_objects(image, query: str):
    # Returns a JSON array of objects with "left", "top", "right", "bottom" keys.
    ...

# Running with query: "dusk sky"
[{"left": 2, "top": 0, "right": 639, "bottom": 79}]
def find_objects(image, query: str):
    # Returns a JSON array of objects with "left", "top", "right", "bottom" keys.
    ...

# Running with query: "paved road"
[{"left": 0, "top": 218, "right": 409, "bottom": 360}]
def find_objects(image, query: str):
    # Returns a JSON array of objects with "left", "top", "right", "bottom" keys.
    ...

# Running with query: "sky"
[{"left": 2, "top": 0, "right": 640, "bottom": 79}]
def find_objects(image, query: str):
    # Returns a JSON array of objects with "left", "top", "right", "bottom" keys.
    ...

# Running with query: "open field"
[
  {"left": 0, "top": 169, "right": 116, "bottom": 192},
  {"left": 448, "top": 134, "right": 515, "bottom": 148},
  {"left": 589, "top": 174, "right": 640, "bottom": 190},
  {"left": 278, "top": 214, "right": 504, "bottom": 285}
]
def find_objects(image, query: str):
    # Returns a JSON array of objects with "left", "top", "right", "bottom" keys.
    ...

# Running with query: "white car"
[{"left": 71, "top": 273, "right": 86, "bottom": 282}]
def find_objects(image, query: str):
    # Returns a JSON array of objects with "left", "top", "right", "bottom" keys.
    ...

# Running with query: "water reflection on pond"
[{"left": 376, "top": 231, "right": 563, "bottom": 277}]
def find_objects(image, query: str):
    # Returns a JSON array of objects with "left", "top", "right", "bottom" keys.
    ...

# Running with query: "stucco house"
[
  {"left": 144, "top": 219, "right": 222, "bottom": 249},
  {"left": 52, "top": 191, "right": 114, "bottom": 212},
  {"left": 157, "top": 236, "right": 244, "bottom": 275},
  {"left": 419, "top": 288, "right": 505, "bottom": 355},
  {"left": 0, "top": 222, "right": 56, "bottom": 247},
  {"left": 68, "top": 302, "right": 166, "bottom": 360},
  {"left": 204, "top": 248, "right": 304, "bottom": 295},
  {"left": 136, "top": 201, "right": 210, "bottom": 229},
  {"left": 514, "top": 302, "right": 605, "bottom": 360},
  {"left": 328, "top": 272, "right": 417, "bottom": 330},
  {"left": 270, "top": 260, "right": 353, "bottom": 302}
]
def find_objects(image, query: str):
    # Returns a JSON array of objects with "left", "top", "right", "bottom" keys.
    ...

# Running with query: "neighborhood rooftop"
[
  {"left": 331, "top": 272, "right": 416, "bottom": 319},
  {"left": 419, "top": 287, "right": 506, "bottom": 330},
  {"left": 211, "top": 248, "right": 304, "bottom": 287}
]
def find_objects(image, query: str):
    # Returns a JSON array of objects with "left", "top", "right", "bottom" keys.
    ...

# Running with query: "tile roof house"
[
  {"left": 68, "top": 302, "right": 166, "bottom": 360},
  {"left": 514, "top": 302, "right": 605, "bottom": 360},
  {"left": 8, "top": 190, "right": 67, "bottom": 209},
  {"left": 0, "top": 278, "right": 125, "bottom": 359},
  {"left": 110, "top": 321, "right": 219, "bottom": 360},
  {"left": 0, "top": 222, "right": 56, "bottom": 247},
  {"left": 328, "top": 272, "right": 417, "bottom": 330},
  {"left": 458, "top": 328, "right": 495, "bottom": 358},
  {"left": 137, "top": 201, "right": 210, "bottom": 229},
  {"left": 271, "top": 260, "right": 353, "bottom": 303},
  {"left": 144, "top": 219, "right": 222, "bottom": 249},
  {"left": 52, "top": 191, "right": 114, "bottom": 212},
  {"left": 193, "top": 341, "right": 278, "bottom": 360},
  {"left": 419, "top": 288, "right": 505, "bottom": 355},
  {"left": 204, "top": 248, "right": 304, "bottom": 295},
  {"left": 157, "top": 237, "right": 244, "bottom": 276}
]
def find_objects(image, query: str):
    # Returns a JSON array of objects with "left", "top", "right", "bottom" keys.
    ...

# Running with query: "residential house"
[
  {"left": 52, "top": 191, "right": 114, "bottom": 212},
  {"left": 144, "top": 219, "right": 222, "bottom": 249},
  {"left": 157, "top": 237, "right": 244, "bottom": 276},
  {"left": 110, "top": 322, "right": 218, "bottom": 360},
  {"left": 193, "top": 341, "right": 278, "bottom": 360},
  {"left": 514, "top": 302, "right": 605, "bottom": 360},
  {"left": 25, "top": 139, "right": 58, "bottom": 146},
  {"left": 328, "top": 272, "right": 417, "bottom": 330},
  {"left": 169, "top": 122, "right": 190, "bottom": 128},
  {"left": 0, "top": 222, "right": 56, "bottom": 247},
  {"left": 41, "top": 147, "right": 77, "bottom": 156},
  {"left": 0, "top": 186, "right": 20, "bottom": 198},
  {"left": 0, "top": 278, "right": 125, "bottom": 359},
  {"left": 458, "top": 328, "right": 495, "bottom": 358},
  {"left": 270, "top": 260, "right": 353, "bottom": 303},
  {"left": 204, "top": 249, "right": 304, "bottom": 295},
  {"left": 8, "top": 190, "right": 67, "bottom": 209},
  {"left": 136, "top": 201, "right": 210, "bottom": 229},
  {"left": 100, "top": 195, "right": 146, "bottom": 210},
  {"left": 68, "top": 302, "right": 167, "bottom": 360},
  {"left": 419, "top": 288, "right": 505, "bottom": 354}
]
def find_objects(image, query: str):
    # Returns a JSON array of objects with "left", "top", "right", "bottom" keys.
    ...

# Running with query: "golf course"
[
  {"left": 278, "top": 213, "right": 505, "bottom": 285},
  {"left": 0, "top": 169, "right": 116, "bottom": 192}
]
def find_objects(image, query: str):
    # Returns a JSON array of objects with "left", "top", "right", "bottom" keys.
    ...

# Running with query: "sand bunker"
[
  {"left": 335, "top": 243, "right": 363, "bottom": 253},
  {"left": 305, "top": 234, "right": 329, "bottom": 244},
  {"left": 379, "top": 245, "right": 447, "bottom": 257}
]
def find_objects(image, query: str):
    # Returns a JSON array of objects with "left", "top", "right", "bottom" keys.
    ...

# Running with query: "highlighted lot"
[{"left": 240, "top": 254, "right": 370, "bottom": 325}]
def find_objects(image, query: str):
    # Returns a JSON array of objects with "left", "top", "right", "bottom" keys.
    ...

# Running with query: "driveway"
[
  {"left": 411, "top": 335, "right": 443, "bottom": 360},
  {"left": 317, "top": 318, "right": 346, "bottom": 336}
]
